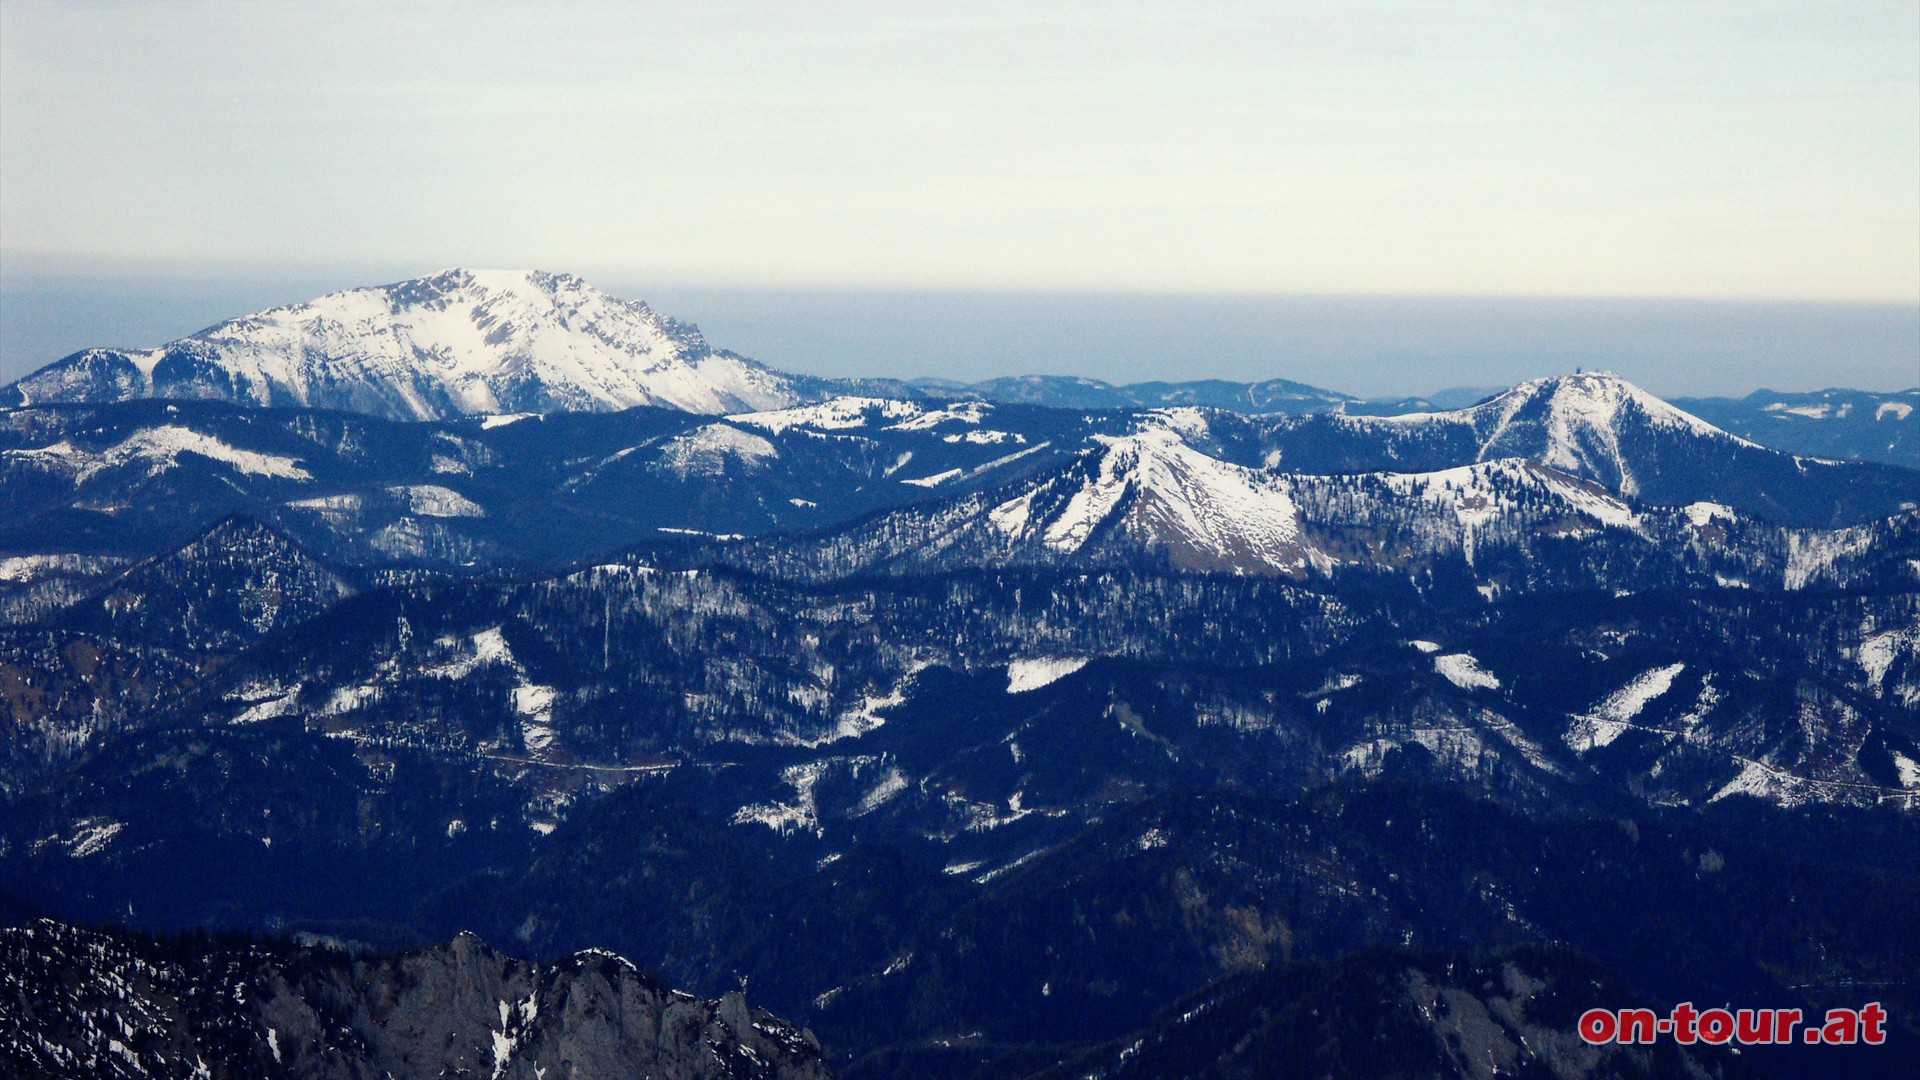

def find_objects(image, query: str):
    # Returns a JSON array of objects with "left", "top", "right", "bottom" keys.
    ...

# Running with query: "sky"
[{"left": 2, "top": 1, "right": 1917, "bottom": 393}]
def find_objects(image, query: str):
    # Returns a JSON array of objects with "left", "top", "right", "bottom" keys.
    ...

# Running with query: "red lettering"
[
  {"left": 1618, "top": 1008, "right": 1657, "bottom": 1044},
  {"left": 1861, "top": 1003, "right": 1887, "bottom": 1045},
  {"left": 1578, "top": 1009, "right": 1617, "bottom": 1045},
  {"left": 1697, "top": 1008, "right": 1734, "bottom": 1044},
  {"left": 1821, "top": 1009, "right": 1860, "bottom": 1045},
  {"left": 1670, "top": 1002, "right": 1699, "bottom": 1044},
  {"left": 1577, "top": 1002, "right": 1884, "bottom": 1047}
]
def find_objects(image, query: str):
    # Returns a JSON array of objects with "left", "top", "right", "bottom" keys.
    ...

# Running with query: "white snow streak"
[
  {"left": 1434, "top": 653, "right": 1501, "bottom": 691},
  {"left": 1007, "top": 657, "right": 1089, "bottom": 693}
]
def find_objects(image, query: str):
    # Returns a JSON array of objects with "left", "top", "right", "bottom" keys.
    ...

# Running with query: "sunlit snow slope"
[{"left": 3, "top": 269, "right": 805, "bottom": 420}]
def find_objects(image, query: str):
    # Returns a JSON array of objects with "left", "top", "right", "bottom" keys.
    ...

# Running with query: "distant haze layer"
[
  {"left": 4, "top": 4, "right": 1915, "bottom": 302},
  {"left": 0, "top": 269, "right": 1914, "bottom": 399}
]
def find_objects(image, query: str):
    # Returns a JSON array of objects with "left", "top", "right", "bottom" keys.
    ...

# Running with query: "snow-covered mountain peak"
[
  {"left": 945, "top": 438, "right": 1670, "bottom": 579},
  {"left": 1483, "top": 373, "right": 1765, "bottom": 496},
  {"left": 1474, "top": 372, "right": 1733, "bottom": 443},
  {"left": 1351, "top": 371, "right": 1765, "bottom": 499},
  {"left": 202, "top": 265, "right": 700, "bottom": 368},
  {"left": 994, "top": 429, "right": 1310, "bottom": 572},
  {"left": 5, "top": 269, "right": 808, "bottom": 421}
]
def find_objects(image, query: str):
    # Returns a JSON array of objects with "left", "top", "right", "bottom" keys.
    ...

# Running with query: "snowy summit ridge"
[
  {"left": 1273, "top": 370, "right": 1808, "bottom": 510},
  {"left": 3, "top": 269, "right": 807, "bottom": 421},
  {"left": 990, "top": 429, "right": 1314, "bottom": 574}
]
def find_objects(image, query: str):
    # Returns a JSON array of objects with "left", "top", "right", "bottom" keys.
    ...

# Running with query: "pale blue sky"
[
  {"left": 4, "top": 1, "right": 1916, "bottom": 298},
  {"left": 1, "top": 2, "right": 1916, "bottom": 392}
]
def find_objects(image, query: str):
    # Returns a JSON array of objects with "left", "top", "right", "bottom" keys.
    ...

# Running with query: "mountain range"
[
  {"left": 6, "top": 269, "right": 1914, "bottom": 469},
  {"left": 2, "top": 270, "right": 1917, "bottom": 1079}
]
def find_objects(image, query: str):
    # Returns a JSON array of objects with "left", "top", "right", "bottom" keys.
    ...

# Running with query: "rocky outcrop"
[{"left": 0, "top": 919, "right": 831, "bottom": 1079}]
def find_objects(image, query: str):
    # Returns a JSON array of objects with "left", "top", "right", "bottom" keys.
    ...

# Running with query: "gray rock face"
[{"left": 0, "top": 920, "right": 832, "bottom": 1079}]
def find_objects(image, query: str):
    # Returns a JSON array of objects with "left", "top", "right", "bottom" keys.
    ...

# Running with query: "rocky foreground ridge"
[{"left": 0, "top": 919, "right": 830, "bottom": 1079}]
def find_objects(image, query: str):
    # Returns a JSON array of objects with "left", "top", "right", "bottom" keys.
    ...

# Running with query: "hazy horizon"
[
  {"left": 4, "top": 2, "right": 1916, "bottom": 306},
  {"left": 5, "top": 2, "right": 1915, "bottom": 400},
  {"left": 2, "top": 261, "right": 1914, "bottom": 400}
]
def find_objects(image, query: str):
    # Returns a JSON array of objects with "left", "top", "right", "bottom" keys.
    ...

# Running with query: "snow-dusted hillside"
[
  {"left": 2, "top": 269, "right": 807, "bottom": 420},
  {"left": 1675, "top": 387, "right": 1920, "bottom": 469},
  {"left": 989, "top": 429, "right": 1316, "bottom": 573},
  {"left": 1353, "top": 372, "right": 1756, "bottom": 497},
  {"left": 1248, "top": 371, "right": 1920, "bottom": 527}
]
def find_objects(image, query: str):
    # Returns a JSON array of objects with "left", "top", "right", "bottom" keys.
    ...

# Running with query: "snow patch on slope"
[
  {"left": 1784, "top": 528, "right": 1877, "bottom": 590},
  {"left": 1565, "top": 663, "right": 1685, "bottom": 753},
  {"left": 0, "top": 554, "right": 128, "bottom": 582},
  {"left": 902, "top": 468, "right": 963, "bottom": 488},
  {"left": 9, "top": 427, "right": 311, "bottom": 482},
  {"left": 733, "top": 761, "right": 829, "bottom": 836},
  {"left": 1380, "top": 460, "right": 1641, "bottom": 536},
  {"left": 386, "top": 484, "right": 485, "bottom": 518},
  {"left": 888, "top": 401, "right": 992, "bottom": 430},
  {"left": 1434, "top": 653, "right": 1501, "bottom": 691},
  {"left": 1893, "top": 752, "right": 1920, "bottom": 789},
  {"left": 1684, "top": 502, "right": 1737, "bottom": 527},
  {"left": 1007, "top": 657, "right": 1089, "bottom": 693},
  {"left": 655, "top": 423, "right": 777, "bottom": 477},
  {"left": 64, "top": 819, "right": 126, "bottom": 859},
  {"left": 1858, "top": 624, "right": 1920, "bottom": 706},
  {"left": 728, "top": 397, "right": 920, "bottom": 434}
]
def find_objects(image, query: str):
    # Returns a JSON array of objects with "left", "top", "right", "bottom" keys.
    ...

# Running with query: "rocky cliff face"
[{"left": 0, "top": 920, "right": 831, "bottom": 1079}]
